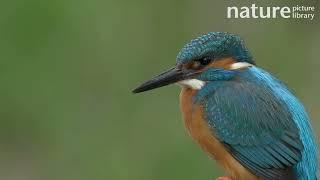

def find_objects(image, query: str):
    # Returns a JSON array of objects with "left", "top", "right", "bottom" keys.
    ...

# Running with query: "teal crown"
[{"left": 176, "top": 32, "right": 255, "bottom": 65}]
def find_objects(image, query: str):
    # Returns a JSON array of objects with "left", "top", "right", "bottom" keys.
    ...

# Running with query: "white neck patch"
[
  {"left": 177, "top": 79, "right": 205, "bottom": 90},
  {"left": 229, "top": 62, "right": 253, "bottom": 69}
]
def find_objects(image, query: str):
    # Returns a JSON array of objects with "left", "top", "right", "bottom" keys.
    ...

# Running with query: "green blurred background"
[{"left": 0, "top": 0, "right": 319, "bottom": 180}]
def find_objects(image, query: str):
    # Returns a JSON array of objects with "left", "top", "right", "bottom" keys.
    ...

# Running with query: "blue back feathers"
[
  {"left": 248, "top": 67, "right": 318, "bottom": 180},
  {"left": 176, "top": 32, "right": 254, "bottom": 64},
  {"left": 194, "top": 66, "right": 318, "bottom": 179}
]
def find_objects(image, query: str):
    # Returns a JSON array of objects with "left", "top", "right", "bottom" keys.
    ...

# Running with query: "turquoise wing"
[{"left": 202, "top": 78, "right": 303, "bottom": 179}]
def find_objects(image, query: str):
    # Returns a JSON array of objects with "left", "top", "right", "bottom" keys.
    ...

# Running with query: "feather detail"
[
  {"left": 197, "top": 67, "right": 307, "bottom": 179},
  {"left": 180, "top": 88, "right": 257, "bottom": 180}
]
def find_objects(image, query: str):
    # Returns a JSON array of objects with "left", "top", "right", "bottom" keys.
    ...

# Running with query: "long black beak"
[{"left": 132, "top": 66, "right": 192, "bottom": 93}]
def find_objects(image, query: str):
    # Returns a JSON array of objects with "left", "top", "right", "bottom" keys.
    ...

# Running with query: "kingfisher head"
[{"left": 133, "top": 32, "right": 255, "bottom": 93}]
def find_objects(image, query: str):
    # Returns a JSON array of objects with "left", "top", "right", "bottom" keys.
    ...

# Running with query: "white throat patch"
[{"left": 177, "top": 79, "right": 205, "bottom": 90}]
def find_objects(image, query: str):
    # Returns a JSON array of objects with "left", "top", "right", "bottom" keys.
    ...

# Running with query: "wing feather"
[{"left": 201, "top": 78, "right": 303, "bottom": 179}]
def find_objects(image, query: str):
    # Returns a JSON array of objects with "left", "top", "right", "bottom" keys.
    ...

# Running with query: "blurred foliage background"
[{"left": 0, "top": 0, "right": 319, "bottom": 180}]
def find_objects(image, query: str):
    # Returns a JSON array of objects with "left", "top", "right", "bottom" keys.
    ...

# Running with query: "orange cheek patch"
[{"left": 208, "top": 58, "right": 236, "bottom": 69}]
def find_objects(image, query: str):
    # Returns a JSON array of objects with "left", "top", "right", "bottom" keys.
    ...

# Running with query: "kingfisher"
[{"left": 132, "top": 32, "right": 318, "bottom": 180}]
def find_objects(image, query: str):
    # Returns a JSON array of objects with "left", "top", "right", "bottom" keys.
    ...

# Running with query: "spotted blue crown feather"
[{"left": 176, "top": 32, "right": 254, "bottom": 65}]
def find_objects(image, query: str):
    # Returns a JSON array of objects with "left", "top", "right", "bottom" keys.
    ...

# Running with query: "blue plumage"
[
  {"left": 176, "top": 32, "right": 254, "bottom": 64},
  {"left": 133, "top": 32, "right": 318, "bottom": 180},
  {"left": 195, "top": 66, "right": 318, "bottom": 179},
  {"left": 249, "top": 67, "right": 318, "bottom": 179}
]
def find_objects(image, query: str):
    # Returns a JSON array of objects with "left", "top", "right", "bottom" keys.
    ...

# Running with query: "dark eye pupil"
[{"left": 199, "top": 57, "right": 211, "bottom": 65}]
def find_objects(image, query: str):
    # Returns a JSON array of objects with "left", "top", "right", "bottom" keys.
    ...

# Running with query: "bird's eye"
[
  {"left": 190, "top": 57, "right": 212, "bottom": 70},
  {"left": 199, "top": 57, "right": 212, "bottom": 65}
]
